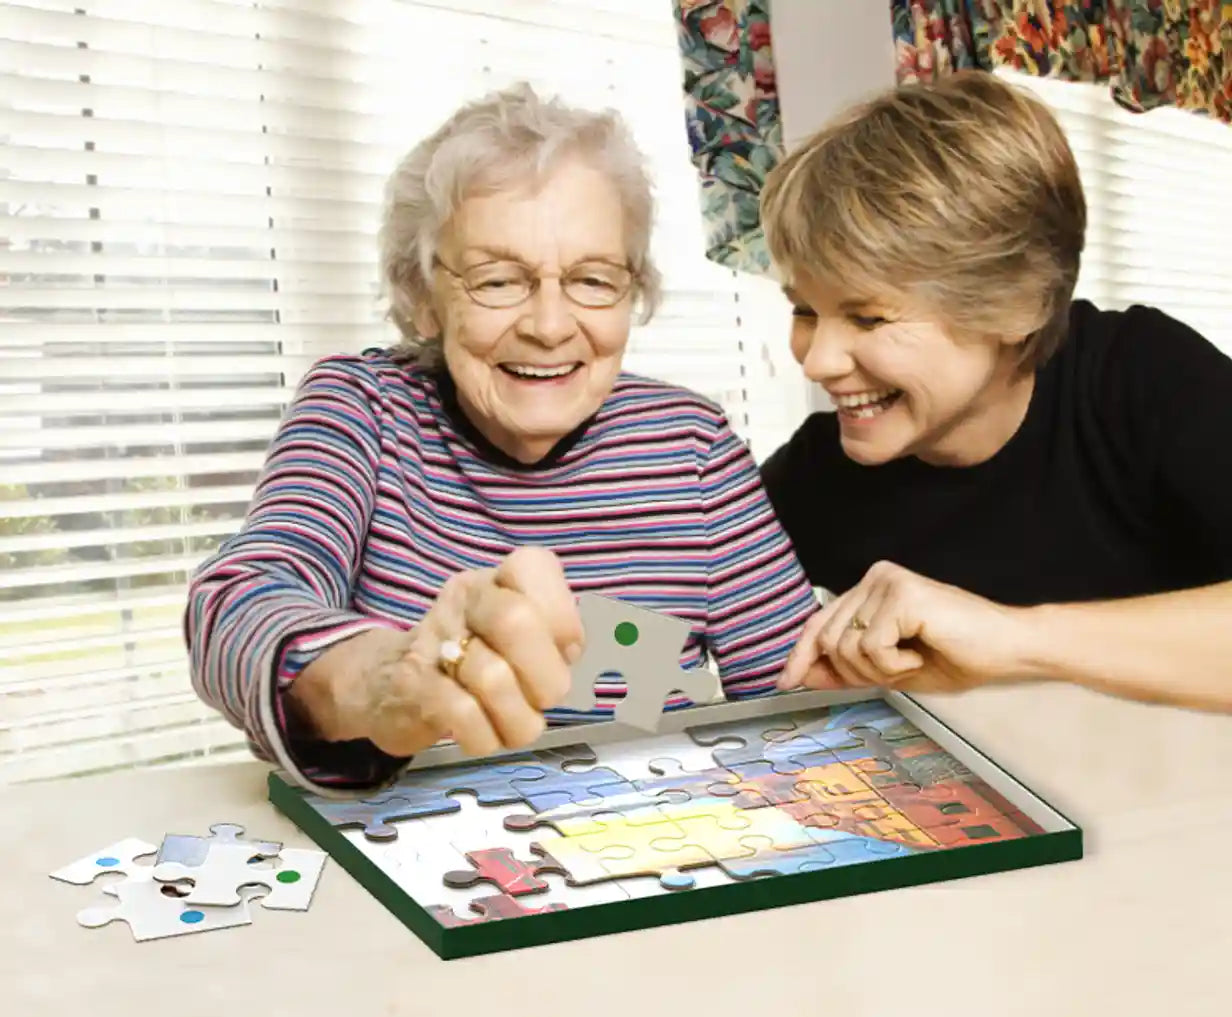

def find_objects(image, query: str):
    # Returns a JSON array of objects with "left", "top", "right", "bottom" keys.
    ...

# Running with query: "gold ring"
[
  {"left": 438, "top": 634, "right": 472, "bottom": 680},
  {"left": 849, "top": 616, "right": 869, "bottom": 631}
]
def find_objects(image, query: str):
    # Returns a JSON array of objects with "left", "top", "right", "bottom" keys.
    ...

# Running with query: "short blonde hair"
[
  {"left": 379, "top": 82, "right": 662, "bottom": 365},
  {"left": 761, "top": 70, "right": 1085, "bottom": 370}
]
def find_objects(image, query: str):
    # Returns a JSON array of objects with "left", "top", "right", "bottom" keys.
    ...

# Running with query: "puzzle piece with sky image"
[{"left": 156, "top": 822, "right": 281, "bottom": 867}]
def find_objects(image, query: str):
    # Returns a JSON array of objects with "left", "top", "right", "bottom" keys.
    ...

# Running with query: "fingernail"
[{"left": 565, "top": 642, "right": 583, "bottom": 665}]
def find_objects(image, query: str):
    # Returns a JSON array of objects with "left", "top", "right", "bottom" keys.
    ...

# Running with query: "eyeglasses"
[{"left": 434, "top": 256, "right": 636, "bottom": 310}]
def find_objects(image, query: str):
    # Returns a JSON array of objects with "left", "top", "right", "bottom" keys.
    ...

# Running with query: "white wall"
[
  {"left": 769, "top": 1, "right": 897, "bottom": 413},
  {"left": 772, "top": 0, "right": 897, "bottom": 150}
]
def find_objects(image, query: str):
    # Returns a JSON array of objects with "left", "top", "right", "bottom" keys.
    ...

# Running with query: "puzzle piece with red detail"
[
  {"left": 427, "top": 893, "right": 568, "bottom": 927},
  {"left": 442, "top": 847, "right": 568, "bottom": 896},
  {"left": 892, "top": 779, "right": 1047, "bottom": 844}
]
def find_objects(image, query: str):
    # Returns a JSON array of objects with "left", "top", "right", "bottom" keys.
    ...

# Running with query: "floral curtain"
[
  {"left": 896, "top": 1, "right": 1232, "bottom": 120},
  {"left": 675, "top": 0, "right": 781, "bottom": 275},
  {"left": 677, "top": 1, "right": 1232, "bottom": 277}
]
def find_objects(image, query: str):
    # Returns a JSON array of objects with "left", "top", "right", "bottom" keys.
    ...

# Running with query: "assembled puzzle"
[{"left": 269, "top": 596, "right": 1082, "bottom": 959}]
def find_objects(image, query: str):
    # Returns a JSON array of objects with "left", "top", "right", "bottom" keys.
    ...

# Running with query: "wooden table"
[{"left": 5, "top": 683, "right": 1229, "bottom": 1017}]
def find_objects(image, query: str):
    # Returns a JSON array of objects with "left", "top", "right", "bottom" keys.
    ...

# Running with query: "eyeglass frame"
[{"left": 432, "top": 255, "right": 639, "bottom": 310}]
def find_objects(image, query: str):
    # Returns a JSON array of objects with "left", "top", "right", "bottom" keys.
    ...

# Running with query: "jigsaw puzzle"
[{"left": 272, "top": 693, "right": 1081, "bottom": 958}]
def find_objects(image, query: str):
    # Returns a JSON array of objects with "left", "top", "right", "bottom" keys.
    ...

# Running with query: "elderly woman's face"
[
  {"left": 785, "top": 275, "right": 1032, "bottom": 467},
  {"left": 421, "top": 159, "right": 634, "bottom": 464}
]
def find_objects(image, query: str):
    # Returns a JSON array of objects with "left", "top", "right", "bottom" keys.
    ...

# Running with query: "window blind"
[
  {"left": 1001, "top": 70, "right": 1232, "bottom": 358},
  {"left": 0, "top": 0, "right": 804, "bottom": 784}
]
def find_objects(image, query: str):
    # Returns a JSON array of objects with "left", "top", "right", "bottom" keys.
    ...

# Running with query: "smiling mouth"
[
  {"left": 831, "top": 387, "right": 903, "bottom": 419},
  {"left": 499, "top": 363, "right": 582, "bottom": 380}
]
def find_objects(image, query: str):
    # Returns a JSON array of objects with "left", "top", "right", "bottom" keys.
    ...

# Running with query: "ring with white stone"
[{"left": 437, "top": 634, "right": 472, "bottom": 681}]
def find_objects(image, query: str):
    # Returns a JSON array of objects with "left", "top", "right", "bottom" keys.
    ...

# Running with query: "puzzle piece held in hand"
[
  {"left": 443, "top": 846, "right": 567, "bottom": 896},
  {"left": 156, "top": 823, "right": 281, "bottom": 867},
  {"left": 560, "top": 593, "right": 722, "bottom": 731},
  {"left": 49, "top": 837, "right": 158, "bottom": 886},
  {"left": 77, "top": 870, "right": 252, "bottom": 941},
  {"left": 153, "top": 843, "right": 327, "bottom": 909}
]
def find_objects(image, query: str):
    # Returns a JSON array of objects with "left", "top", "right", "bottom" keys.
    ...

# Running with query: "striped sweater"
[{"left": 184, "top": 350, "right": 819, "bottom": 791}]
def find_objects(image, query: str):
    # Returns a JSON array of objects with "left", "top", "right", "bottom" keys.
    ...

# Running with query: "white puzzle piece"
[
  {"left": 246, "top": 848, "right": 327, "bottom": 910},
  {"left": 562, "top": 593, "right": 723, "bottom": 731},
  {"left": 76, "top": 870, "right": 251, "bottom": 941},
  {"left": 153, "top": 842, "right": 327, "bottom": 910},
  {"left": 49, "top": 837, "right": 158, "bottom": 886},
  {"left": 157, "top": 822, "right": 281, "bottom": 867}
]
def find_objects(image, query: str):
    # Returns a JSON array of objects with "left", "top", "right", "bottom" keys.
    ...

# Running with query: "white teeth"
[
  {"left": 832, "top": 388, "right": 898, "bottom": 408},
  {"left": 504, "top": 363, "right": 577, "bottom": 378}
]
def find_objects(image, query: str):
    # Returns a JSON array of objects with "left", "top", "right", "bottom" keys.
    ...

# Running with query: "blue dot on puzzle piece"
[
  {"left": 95, "top": 856, "right": 120, "bottom": 868},
  {"left": 179, "top": 911, "right": 205, "bottom": 925}
]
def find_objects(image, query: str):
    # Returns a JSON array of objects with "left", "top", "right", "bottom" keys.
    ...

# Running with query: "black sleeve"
[{"left": 1118, "top": 306, "right": 1232, "bottom": 582}]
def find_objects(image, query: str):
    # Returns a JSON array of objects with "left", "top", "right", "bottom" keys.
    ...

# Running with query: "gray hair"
[{"left": 378, "top": 82, "right": 663, "bottom": 366}]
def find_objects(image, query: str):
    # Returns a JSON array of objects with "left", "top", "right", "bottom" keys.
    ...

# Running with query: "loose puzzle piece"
[
  {"left": 560, "top": 593, "right": 722, "bottom": 731},
  {"left": 156, "top": 823, "right": 281, "bottom": 867},
  {"left": 244, "top": 848, "right": 328, "bottom": 910},
  {"left": 443, "top": 846, "right": 568, "bottom": 896},
  {"left": 49, "top": 837, "right": 158, "bottom": 886},
  {"left": 152, "top": 842, "right": 327, "bottom": 908},
  {"left": 77, "top": 870, "right": 251, "bottom": 941}
]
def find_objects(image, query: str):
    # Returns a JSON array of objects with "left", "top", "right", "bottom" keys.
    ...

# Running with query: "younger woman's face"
[{"left": 786, "top": 274, "right": 1034, "bottom": 467}]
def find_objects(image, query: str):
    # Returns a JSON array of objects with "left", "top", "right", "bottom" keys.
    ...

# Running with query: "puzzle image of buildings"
[{"left": 293, "top": 698, "right": 1049, "bottom": 928}]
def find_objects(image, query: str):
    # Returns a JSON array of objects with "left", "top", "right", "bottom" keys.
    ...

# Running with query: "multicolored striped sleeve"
[
  {"left": 184, "top": 357, "right": 407, "bottom": 792},
  {"left": 699, "top": 416, "right": 820, "bottom": 698}
]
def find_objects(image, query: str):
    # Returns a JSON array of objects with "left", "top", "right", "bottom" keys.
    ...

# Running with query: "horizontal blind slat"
[
  {"left": 0, "top": 517, "right": 241, "bottom": 555},
  {"left": 0, "top": 483, "right": 256, "bottom": 520},
  {"left": 0, "top": 715, "right": 243, "bottom": 784}
]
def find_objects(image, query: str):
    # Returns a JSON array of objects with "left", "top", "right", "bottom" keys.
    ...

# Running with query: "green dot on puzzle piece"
[
  {"left": 613, "top": 622, "right": 639, "bottom": 646},
  {"left": 276, "top": 870, "right": 301, "bottom": 884}
]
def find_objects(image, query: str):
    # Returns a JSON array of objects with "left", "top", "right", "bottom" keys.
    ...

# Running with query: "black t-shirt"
[{"left": 760, "top": 300, "right": 1232, "bottom": 606}]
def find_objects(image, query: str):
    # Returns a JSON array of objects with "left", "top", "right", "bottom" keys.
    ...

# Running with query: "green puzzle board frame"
[{"left": 267, "top": 690, "right": 1083, "bottom": 959}]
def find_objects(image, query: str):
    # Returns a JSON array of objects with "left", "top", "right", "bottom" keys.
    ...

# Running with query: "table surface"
[{"left": 5, "top": 683, "right": 1229, "bottom": 1017}]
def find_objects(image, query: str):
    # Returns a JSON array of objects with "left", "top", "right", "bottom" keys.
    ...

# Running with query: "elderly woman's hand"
[
  {"left": 293, "top": 546, "right": 583, "bottom": 759},
  {"left": 777, "top": 561, "right": 1038, "bottom": 695}
]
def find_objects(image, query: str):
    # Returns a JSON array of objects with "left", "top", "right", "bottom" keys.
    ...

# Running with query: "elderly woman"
[
  {"left": 758, "top": 71, "right": 1232, "bottom": 712},
  {"left": 184, "top": 83, "right": 819, "bottom": 792}
]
